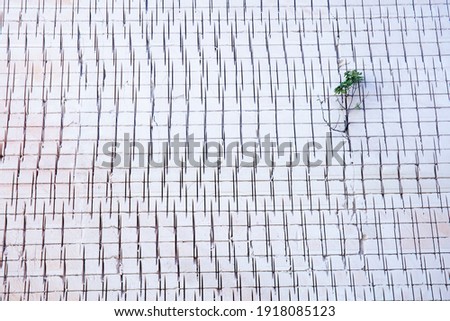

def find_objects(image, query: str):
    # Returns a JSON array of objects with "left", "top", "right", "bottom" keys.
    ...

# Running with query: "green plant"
[
  {"left": 320, "top": 69, "right": 365, "bottom": 136},
  {"left": 334, "top": 70, "right": 364, "bottom": 95}
]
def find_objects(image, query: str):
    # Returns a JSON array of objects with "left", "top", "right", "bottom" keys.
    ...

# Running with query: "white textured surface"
[{"left": 0, "top": 0, "right": 449, "bottom": 300}]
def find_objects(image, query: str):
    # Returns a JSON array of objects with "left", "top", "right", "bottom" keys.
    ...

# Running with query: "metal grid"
[{"left": 0, "top": 0, "right": 449, "bottom": 300}]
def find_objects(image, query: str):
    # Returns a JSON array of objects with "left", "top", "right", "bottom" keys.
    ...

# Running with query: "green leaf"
[{"left": 334, "top": 69, "right": 363, "bottom": 96}]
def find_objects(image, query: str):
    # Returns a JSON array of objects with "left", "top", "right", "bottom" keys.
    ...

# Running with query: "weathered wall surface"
[{"left": 0, "top": 0, "right": 449, "bottom": 300}]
